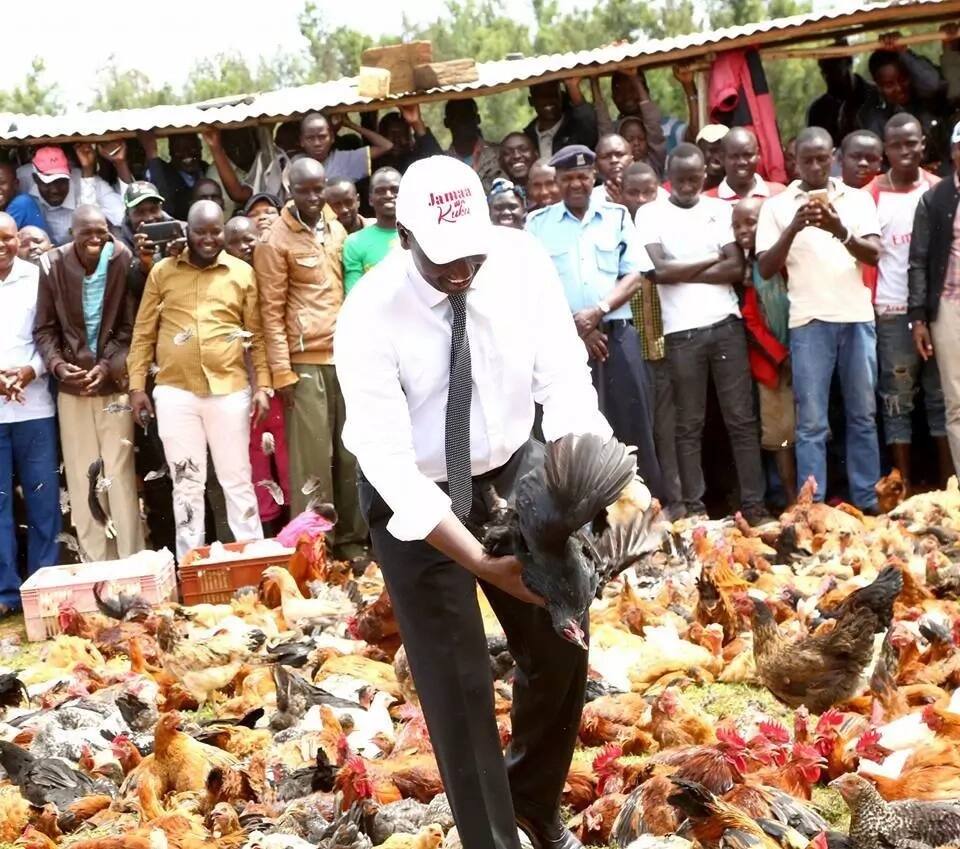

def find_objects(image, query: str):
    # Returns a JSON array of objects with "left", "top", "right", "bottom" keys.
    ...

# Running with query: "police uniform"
[{"left": 526, "top": 145, "right": 662, "bottom": 496}]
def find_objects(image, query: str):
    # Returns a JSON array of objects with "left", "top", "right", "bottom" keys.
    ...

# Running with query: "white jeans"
[
  {"left": 933, "top": 297, "right": 960, "bottom": 477},
  {"left": 153, "top": 385, "right": 263, "bottom": 559}
]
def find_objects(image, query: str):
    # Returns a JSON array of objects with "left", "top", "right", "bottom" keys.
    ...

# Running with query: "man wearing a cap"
[
  {"left": 696, "top": 124, "right": 730, "bottom": 192},
  {"left": 34, "top": 205, "right": 143, "bottom": 561},
  {"left": 336, "top": 155, "right": 610, "bottom": 849},
  {"left": 27, "top": 145, "right": 124, "bottom": 247},
  {"left": 254, "top": 158, "right": 366, "bottom": 559},
  {"left": 908, "top": 118, "right": 960, "bottom": 479},
  {"left": 526, "top": 143, "right": 662, "bottom": 497},
  {"left": 243, "top": 192, "right": 281, "bottom": 235}
]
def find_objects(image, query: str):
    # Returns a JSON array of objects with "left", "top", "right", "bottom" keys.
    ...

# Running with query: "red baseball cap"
[{"left": 33, "top": 146, "right": 71, "bottom": 183}]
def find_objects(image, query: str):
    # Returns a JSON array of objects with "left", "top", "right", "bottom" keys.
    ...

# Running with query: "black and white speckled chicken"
[{"left": 831, "top": 774, "right": 960, "bottom": 849}]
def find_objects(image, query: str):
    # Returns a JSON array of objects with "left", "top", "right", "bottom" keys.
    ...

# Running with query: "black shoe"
[
  {"left": 741, "top": 505, "right": 776, "bottom": 527},
  {"left": 860, "top": 503, "right": 882, "bottom": 517},
  {"left": 516, "top": 815, "right": 583, "bottom": 849}
]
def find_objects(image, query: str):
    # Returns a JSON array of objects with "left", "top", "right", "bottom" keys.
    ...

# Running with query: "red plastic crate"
[
  {"left": 178, "top": 539, "right": 294, "bottom": 605},
  {"left": 20, "top": 550, "right": 177, "bottom": 642}
]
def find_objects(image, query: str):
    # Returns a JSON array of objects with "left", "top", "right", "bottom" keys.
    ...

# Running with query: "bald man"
[
  {"left": 706, "top": 127, "right": 785, "bottom": 203},
  {"left": 0, "top": 212, "right": 60, "bottom": 614},
  {"left": 756, "top": 126, "right": 882, "bottom": 512},
  {"left": 34, "top": 204, "right": 143, "bottom": 561},
  {"left": 127, "top": 200, "right": 273, "bottom": 558},
  {"left": 255, "top": 158, "right": 366, "bottom": 559}
]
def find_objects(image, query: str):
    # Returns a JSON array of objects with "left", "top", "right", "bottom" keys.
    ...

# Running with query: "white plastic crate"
[{"left": 20, "top": 548, "right": 177, "bottom": 642}]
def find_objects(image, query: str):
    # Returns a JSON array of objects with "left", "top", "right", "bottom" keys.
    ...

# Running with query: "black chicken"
[
  {"left": 0, "top": 671, "right": 28, "bottom": 709},
  {"left": 480, "top": 433, "right": 667, "bottom": 649},
  {"left": 0, "top": 740, "right": 114, "bottom": 809},
  {"left": 93, "top": 581, "right": 152, "bottom": 622},
  {"left": 276, "top": 749, "right": 336, "bottom": 801},
  {"left": 270, "top": 665, "right": 359, "bottom": 731},
  {"left": 86, "top": 458, "right": 116, "bottom": 538},
  {"left": 832, "top": 773, "right": 960, "bottom": 849}
]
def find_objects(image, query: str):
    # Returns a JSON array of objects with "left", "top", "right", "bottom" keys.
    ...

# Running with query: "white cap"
[{"left": 395, "top": 155, "right": 493, "bottom": 264}]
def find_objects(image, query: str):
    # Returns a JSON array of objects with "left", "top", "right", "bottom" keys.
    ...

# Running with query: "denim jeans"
[
  {"left": 665, "top": 316, "right": 766, "bottom": 513},
  {"left": 0, "top": 417, "right": 61, "bottom": 608},
  {"left": 790, "top": 320, "right": 880, "bottom": 508},
  {"left": 876, "top": 312, "right": 946, "bottom": 444}
]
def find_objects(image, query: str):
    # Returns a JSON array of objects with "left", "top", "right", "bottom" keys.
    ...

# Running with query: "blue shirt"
[
  {"left": 525, "top": 200, "right": 648, "bottom": 321},
  {"left": 6, "top": 193, "right": 46, "bottom": 231},
  {"left": 82, "top": 241, "right": 114, "bottom": 357}
]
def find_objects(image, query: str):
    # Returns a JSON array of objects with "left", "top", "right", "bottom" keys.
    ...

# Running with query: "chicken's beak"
[{"left": 562, "top": 620, "right": 588, "bottom": 651}]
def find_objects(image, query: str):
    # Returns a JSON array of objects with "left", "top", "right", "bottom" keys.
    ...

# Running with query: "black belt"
[
  {"left": 664, "top": 314, "right": 738, "bottom": 338},
  {"left": 601, "top": 318, "right": 634, "bottom": 328}
]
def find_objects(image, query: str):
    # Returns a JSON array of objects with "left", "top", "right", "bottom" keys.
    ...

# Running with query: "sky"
[{"left": 1, "top": 0, "right": 560, "bottom": 111}]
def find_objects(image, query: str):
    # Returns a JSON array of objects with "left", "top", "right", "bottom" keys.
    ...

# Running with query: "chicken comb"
[
  {"left": 593, "top": 743, "right": 623, "bottom": 774},
  {"left": 815, "top": 708, "right": 844, "bottom": 733},
  {"left": 757, "top": 719, "right": 791, "bottom": 744},
  {"left": 716, "top": 721, "right": 747, "bottom": 749},
  {"left": 855, "top": 727, "right": 881, "bottom": 752}
]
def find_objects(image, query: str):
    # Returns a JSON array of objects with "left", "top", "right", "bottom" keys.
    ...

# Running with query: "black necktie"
[{"left": 445, "top": 292, "right": 472, "bottom": 518}]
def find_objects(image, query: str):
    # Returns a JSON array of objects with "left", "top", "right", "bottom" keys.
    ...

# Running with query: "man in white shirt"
[
  {"left": 865, "top": 113, "right": 949, "bottom": 490},
  {"left": 336, "top": 156, "right": 610, "bottom": 849},
  {"left": 636, "top": 143, "right": 768, "bottom": 523},
  {"left": 757, "top": 126, "right": 882, "bottom": 511},
  {"left": 0, "top": 213, "right": 61, "bottom": 616},
  {"left": 26, "top": 146, "right": 124, "bottom": 246}
]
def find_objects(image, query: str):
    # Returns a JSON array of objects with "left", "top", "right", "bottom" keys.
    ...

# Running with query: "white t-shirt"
[
  {"left": 756, "top": 179, "right": 881, "bottom": 328},
  {"left": 868, "top": 174, "right": 939, "bottom": 309},
  {"left": 634, "top": 195, "right": 741, "bottom": 335}
]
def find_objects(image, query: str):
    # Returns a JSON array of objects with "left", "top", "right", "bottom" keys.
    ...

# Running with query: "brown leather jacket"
[
  {"left": 34, "top": 239, "right": 135, "bottom": 395},
  {"left": 253, "top": 202, "right": 346, "bottom": 389}
]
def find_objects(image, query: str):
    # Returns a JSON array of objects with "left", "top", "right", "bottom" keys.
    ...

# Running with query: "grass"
[
  {"left": 681, "top": 681, "right": 796, "bottom": 724},
  {"left": 812, "top": 785, "right": 850, "bottom": 830}
]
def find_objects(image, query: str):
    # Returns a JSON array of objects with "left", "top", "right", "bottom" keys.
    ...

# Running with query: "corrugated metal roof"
[{"left": 2, "top": 0, "right": 955, "bottom": 142}]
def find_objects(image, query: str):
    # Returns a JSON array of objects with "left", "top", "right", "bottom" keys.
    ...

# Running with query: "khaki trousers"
[
  {"left": 932, "top": 297, "right": 960, "bottom": 477},
  {"left": 58, "top": 392, "right": 144, "bottom": 561},
  {"left": 286, "top": 364, "right": 366, "bottom": 555}
]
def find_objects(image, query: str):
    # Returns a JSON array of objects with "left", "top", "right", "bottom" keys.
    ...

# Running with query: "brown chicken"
[
  {"left": 16, "top": 826, "right": 58, "bottom": 849},
  {"left": 649, "top": 688, "right": 716, "bottom": 749},
  {"left": 876, "top": 468, "right": 907, "bottom": 514},
  {"left": 609, "top": 763, "right": 681, "bottom": 844},
  {"left": 334, "top": 753, "right": 443, "bottom": 810},
  {"left": 569, "top": 793, "right": 626, "bottom": 844},
  {"left": 579, "top": 692, "right": 653, "bottom": 753},
  {"left": 348, "top": 587, "right": 400, "bottom": 658},
  {"left": 0, "top": 784, "right": 31, "bottom": 842},
  {"left": 694, "top": 530, "right": 749, "bottom": 643},
  {"left": 738, "top": 565, "right": 902, "bottom": 713},
  {"left": 866, "top": 738, "right": 960, "bottom": 801},
  {"left": 120, "top": 712, "right": 241, "bottom": 819}
]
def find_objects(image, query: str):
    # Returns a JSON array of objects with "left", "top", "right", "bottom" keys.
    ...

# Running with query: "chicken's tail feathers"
[
  {"left": 595, "top": 506, "right": 670, "bottom": 591},
  {"left": 843, "top": 565, "right": 903, "bottom": 628},
  {"left": 544, "top": 434, "right": 637, "bottom": 528},
  {"left": 667, "top": 777, "right": 718, "bottom": 819},
  {"left": 92, "top": 581, "right": 123, "bottom": 621}
]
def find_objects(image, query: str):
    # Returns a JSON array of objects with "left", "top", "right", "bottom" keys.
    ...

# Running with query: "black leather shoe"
[{"left": 516, "top": 815, "right": 583, "bottom": 849}]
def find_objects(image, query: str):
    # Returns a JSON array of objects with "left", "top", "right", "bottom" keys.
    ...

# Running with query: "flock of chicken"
[{"left": 1, "top": 474, "right": 960, "bottom": 849}]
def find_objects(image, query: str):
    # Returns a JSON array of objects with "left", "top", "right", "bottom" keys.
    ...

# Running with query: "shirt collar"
[
  {"left": 175, "top": 251, "right": 230, "bottom": 271},
  {"left": 788, "top": 177, "right": 845, "bottom": 200},
  {"left": 406, "top": 255, "right": 486, "bottom": 311},
  {"left": 537, "top": 119, "right": 562, "bottom": 139},
  {"left": 559, "top": 201, "right": 601, "bottom": 224},
  {"left": 0, "top": 257, "right": 36, "bottom": 286},
  {"left": 717, "top": 173, "right": 769, "bottom": 199}
]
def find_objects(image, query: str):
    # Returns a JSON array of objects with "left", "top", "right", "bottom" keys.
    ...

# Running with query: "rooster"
[
  {"left": 333, "top": 752, "right": 443, "bottom": 810},
  {"left": 479, "top": 433, "right": 667, "bottom": 649},
  {"left": 262, "top": 505, "right": 338, "bottom": 607},
  {"left": 649, "top": 687, "right": 716, "bottom": 749},
  {"left": 667, "top": 777, "right": 781, "bottom": 849}
]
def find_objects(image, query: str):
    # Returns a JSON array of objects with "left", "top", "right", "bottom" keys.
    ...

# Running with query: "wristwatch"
[
  {"left": 908, "top": 319, "right": 926, "bottom": 331},
  {"left": 598, "top": 300, "right": 612, "bottom": 316}
]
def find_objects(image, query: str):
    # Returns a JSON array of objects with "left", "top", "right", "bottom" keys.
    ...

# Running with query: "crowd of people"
[{"left": 0, "top": 45, "right": 959, "bottom": 614}]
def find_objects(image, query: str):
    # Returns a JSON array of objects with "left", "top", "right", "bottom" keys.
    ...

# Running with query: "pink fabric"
[
  {"left": 249, "top": 394, "right": 290, "bottom": 522},
  {"left": 277, "top": 509, "right": 335, "bottom": 547}
]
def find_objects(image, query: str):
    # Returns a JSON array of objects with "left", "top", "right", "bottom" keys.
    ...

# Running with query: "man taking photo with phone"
[{"left": 757, "top": 126, "right": 882, "bottom": 512}]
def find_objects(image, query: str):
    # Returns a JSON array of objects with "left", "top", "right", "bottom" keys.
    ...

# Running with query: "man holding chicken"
[{"left": 336, "top": 156, "right": 613, "bottom": 849}]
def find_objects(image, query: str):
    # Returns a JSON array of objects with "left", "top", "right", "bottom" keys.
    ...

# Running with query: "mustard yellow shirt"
[{"left": 127, "top": 252, "right": 271, "bottom": 396}]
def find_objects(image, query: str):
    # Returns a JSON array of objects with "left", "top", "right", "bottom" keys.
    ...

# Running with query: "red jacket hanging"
[{"left": 709, "top": 49, "right": 787, "bottom": 184}]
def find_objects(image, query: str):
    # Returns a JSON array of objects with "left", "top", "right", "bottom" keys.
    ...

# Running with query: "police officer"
[
  {"left": 527, "top": 144, "right": 662, "bottom": 496},
  {"left": 336, "top": 155, "right": 610, "bottom": 849}
]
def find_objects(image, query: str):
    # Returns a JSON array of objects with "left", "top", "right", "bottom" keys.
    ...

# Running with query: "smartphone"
[
  {"left": 140, "top": 221, "right": 184, "bottom": 255},
  {"left": 807, "top": 189, "right": 830, "bottom": 206}
]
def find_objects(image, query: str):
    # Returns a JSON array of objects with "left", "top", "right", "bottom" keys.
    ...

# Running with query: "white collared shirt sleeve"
[
  {"left": 336, "top": 294, "right": 452, "bottom": 542},
  {"left": 93, "top": 176, "right": 125, "bottom": 227},
  {"left": 526, "top": 236, "right": 613, "bottom": 442}
]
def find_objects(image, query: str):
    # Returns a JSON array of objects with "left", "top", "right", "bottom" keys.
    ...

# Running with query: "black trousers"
[
  {"left": 665, "top": 315, "right": 766, "bottom": 513},
  {"left": 358, "top": 442, "right": 588, "bottom": 849},
  {"left": 591, "top": 320, "right": 663, "bottom": 499}
]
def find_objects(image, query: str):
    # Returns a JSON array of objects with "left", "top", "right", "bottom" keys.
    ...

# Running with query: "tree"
[
  {"left": 299, "top": 1, "right": 379, "bottom": 80},
  {"left": 0, "top": 58, "right": 60, "bottom": 115},
  {"left": 92, "top": 62, "right": 178, "bottom": 111}
]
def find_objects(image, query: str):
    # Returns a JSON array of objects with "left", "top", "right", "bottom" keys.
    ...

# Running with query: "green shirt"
[{"left": 343, "top": 225, "right": 399, "bottom": 293}]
